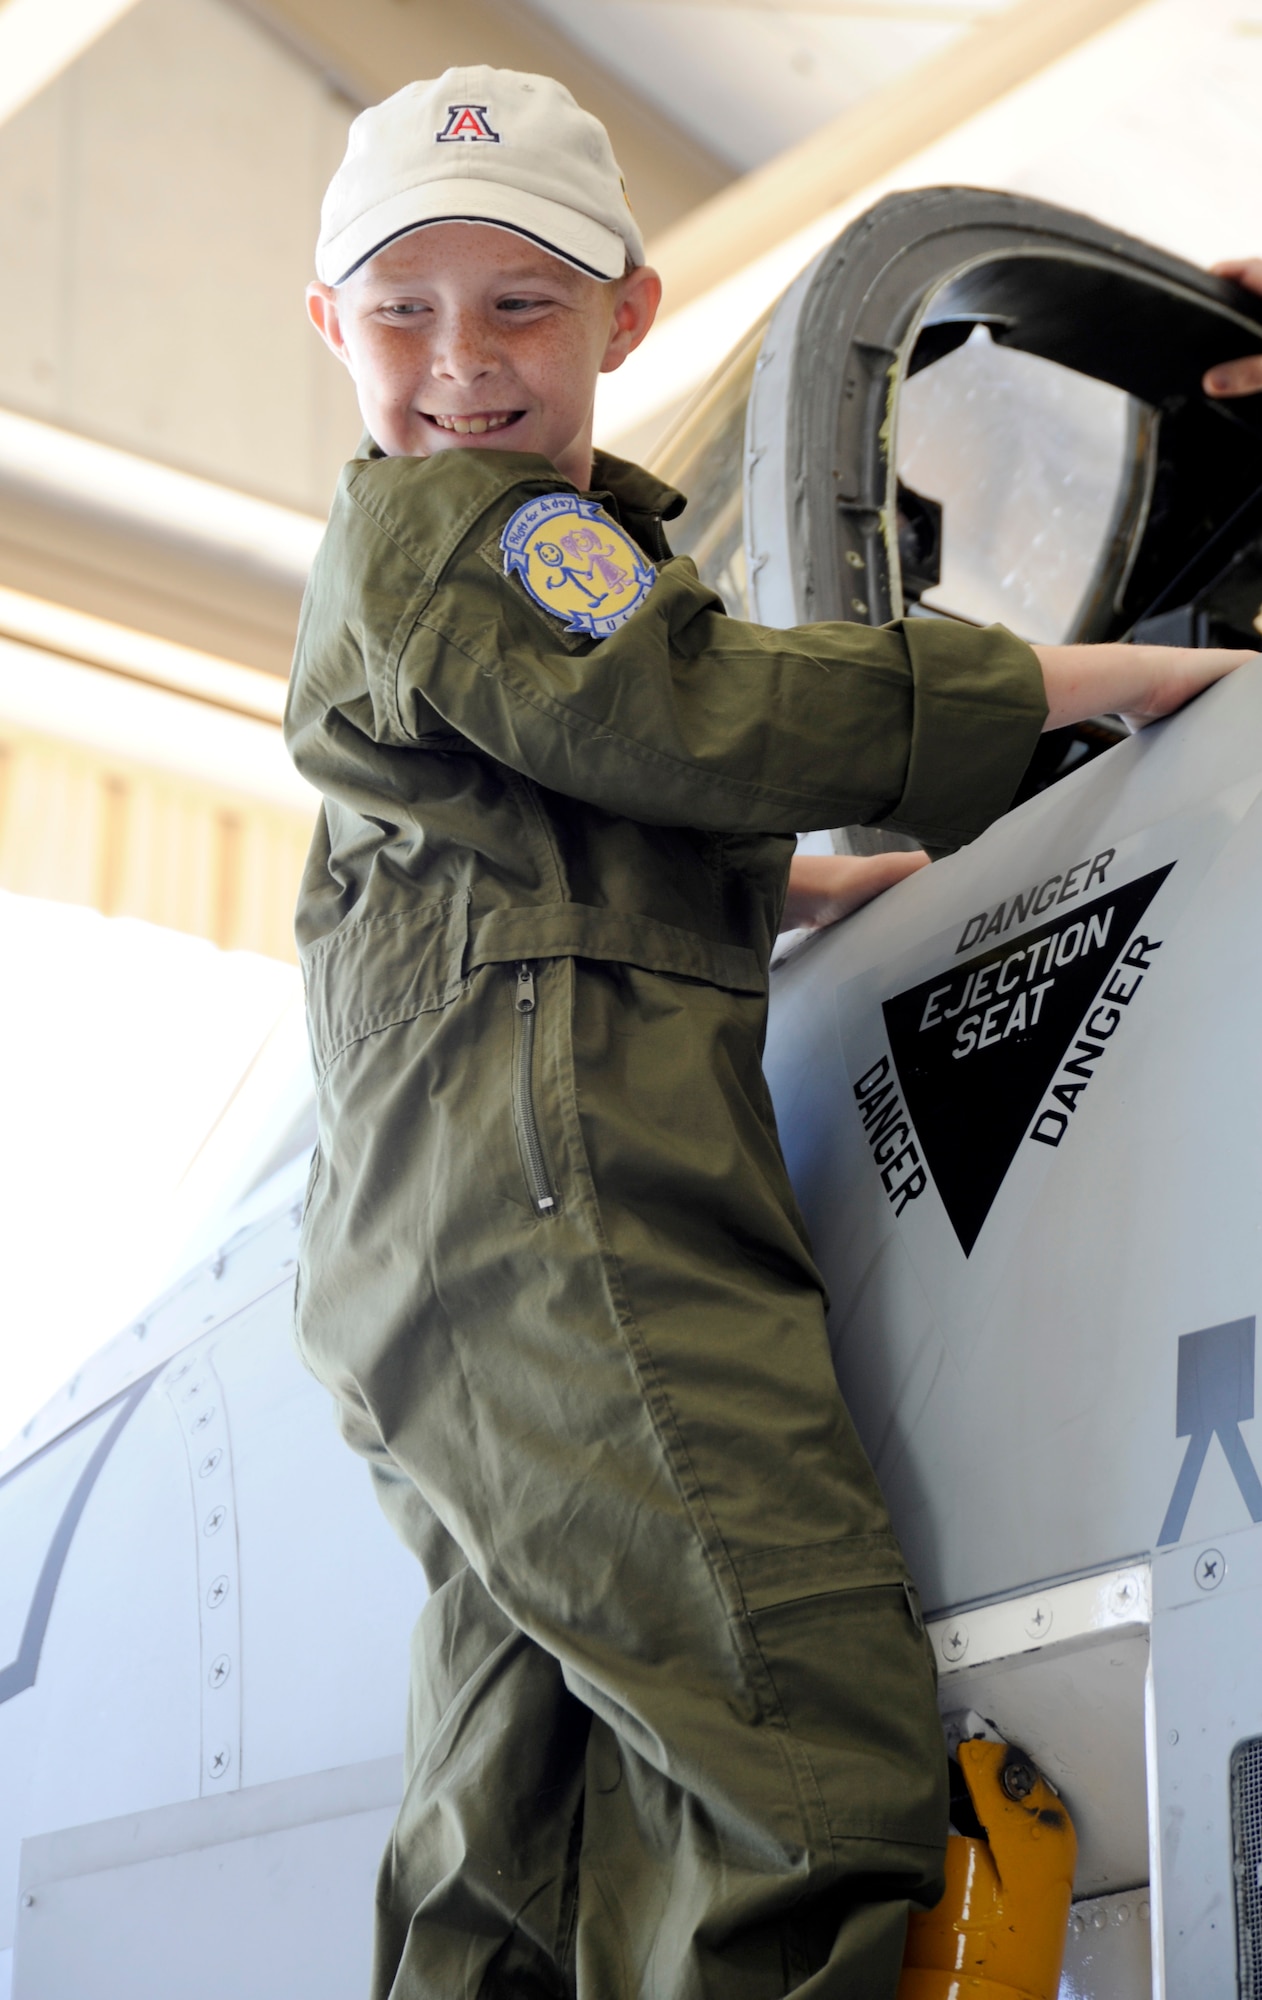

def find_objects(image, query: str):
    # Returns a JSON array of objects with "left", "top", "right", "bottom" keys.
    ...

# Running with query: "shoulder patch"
[{"left": 501, "top": 494, "right": 655, "bottom": 639}]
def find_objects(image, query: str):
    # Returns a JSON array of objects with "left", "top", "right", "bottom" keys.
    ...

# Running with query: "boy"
[{"left": 287, "top": 66, "right": 1251, "bottom": 2000}]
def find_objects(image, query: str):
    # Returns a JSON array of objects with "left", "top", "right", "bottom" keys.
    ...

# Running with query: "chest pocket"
[{"left": 301, "top": 891, "right": 471, "bottom": 1082}]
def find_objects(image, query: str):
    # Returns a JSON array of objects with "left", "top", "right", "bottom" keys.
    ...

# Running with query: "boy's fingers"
[
  {"left": 787, "top": 849, "right": 929, "bottom": 933},
  {"left": 828, "top": 850, "right": 927, "bottom": 910},
  {"left": 858, "top": 850, "right": 931, "bottom": 896},
  {"left": 1204, "top": 354, "right": 1262, "bottom": 398}
]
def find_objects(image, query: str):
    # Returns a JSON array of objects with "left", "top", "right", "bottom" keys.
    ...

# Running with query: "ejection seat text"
[{"left": 954, "top": 849, "right": 1115, "bottom": 955}]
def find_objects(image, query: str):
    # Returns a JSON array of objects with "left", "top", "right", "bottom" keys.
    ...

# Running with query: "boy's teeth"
[{"left": 434, "top": 413, "right": 513, "bottom": 435}]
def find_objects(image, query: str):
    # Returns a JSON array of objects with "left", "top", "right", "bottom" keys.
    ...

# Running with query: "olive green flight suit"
[{"left": 284, "top": 443, "right": 1046, "bottom": 2000}]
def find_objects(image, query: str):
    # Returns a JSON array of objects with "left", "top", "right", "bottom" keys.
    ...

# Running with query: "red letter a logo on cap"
[{"left": 435, "top": 104, "right": 501, "bottom": 144}]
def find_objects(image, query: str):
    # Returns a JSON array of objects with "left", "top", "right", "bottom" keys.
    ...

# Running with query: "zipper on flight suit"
[{"left": 514, "top": 963, "right": 557, "bottom": 1215}]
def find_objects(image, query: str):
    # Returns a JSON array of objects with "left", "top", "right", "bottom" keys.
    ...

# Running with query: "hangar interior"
[{"left": 5, "top": 4, "right": 1262, "bottom": 1999}]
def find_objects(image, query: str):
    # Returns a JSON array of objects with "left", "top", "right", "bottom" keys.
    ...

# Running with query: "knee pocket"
[{"left": 749, "top": 1582, "right": 945, "bottom": 1845}]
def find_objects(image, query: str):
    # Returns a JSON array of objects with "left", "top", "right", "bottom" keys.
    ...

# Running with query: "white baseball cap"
[{"left": 316, "top": 67, "right": 645, "bottom": 287}]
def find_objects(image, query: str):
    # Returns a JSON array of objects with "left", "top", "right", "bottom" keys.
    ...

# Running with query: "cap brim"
[{"left": 319, "top": 178, "right": 627, "bottom": 285}]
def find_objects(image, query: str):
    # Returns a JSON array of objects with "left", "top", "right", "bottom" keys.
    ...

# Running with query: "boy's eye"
[
  {"left": 382, "top": 302, "right": 429, "bottom": 317},
  {"left": 498, "top": 295, "right": 548, "bottom": 314}
]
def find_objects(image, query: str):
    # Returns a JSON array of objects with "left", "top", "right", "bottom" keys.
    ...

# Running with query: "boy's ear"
[
  {"left": 307, "top": 281, "right": 352, "bottom": 369},
  {"left": 601, "top": 265, "right": 663, "bottom": 376}
]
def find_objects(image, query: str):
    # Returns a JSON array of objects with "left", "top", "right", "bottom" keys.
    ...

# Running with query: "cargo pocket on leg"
[{"left": 737, "top": 1535, "right": 946, "bottom": 1851}]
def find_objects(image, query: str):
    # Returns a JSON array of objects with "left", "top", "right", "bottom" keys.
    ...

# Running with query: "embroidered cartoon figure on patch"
[
  {"left": 435, "top": 104, "right": 501, "bottom": 144},
  {"left": 502, "top": 495, "right": 655, "bottom": 638}
]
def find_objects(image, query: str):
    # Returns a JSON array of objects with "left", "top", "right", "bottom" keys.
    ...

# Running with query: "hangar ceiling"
[{"left": 525, "top": 0, "right": 1016, "bottom": 174}]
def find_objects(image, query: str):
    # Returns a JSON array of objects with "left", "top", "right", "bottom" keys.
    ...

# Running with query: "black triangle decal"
[{"left": 880, "top": 865, "right": 1173, "bottom": 1255}]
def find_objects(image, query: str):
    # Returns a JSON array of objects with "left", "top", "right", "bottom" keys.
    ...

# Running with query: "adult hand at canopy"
[{"left": 1203, "top": 259, "right": 1262, "bottom": 398}]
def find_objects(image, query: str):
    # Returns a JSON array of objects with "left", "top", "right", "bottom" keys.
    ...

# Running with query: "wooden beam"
[
  {"left": 235, "top": 0, "right": 733, "bottom": 239},
  {"left": 646, "top": 0, "right": 1154, "bottom": 313},
  {"left": 0, "top": 0, "right": 143, "bottom": 126},
  {"left": 0, "top": 642, "right": 314, "bottom": 961}
]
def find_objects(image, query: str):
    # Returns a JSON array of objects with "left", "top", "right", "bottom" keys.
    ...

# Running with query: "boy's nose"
[{"left": 432, "top": 312, "right": 497, "bottom": 384}]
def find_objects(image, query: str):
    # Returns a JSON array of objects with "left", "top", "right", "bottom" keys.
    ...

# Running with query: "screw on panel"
[
  {"left": 940, "top": 1624, "right": 969, "bottom": 1664},
  {"left": 20, "top": 1893, "right": 34, "bottom": 1908},
  {"left": 203, "top": 1506, "right": 227, "bottom": 1536},
  {"left": 211, "top": 1249, "right": 227, "bottom": 1279},
  {"left": 1195, "top": 1547, "right": 1226, "bottom": 1590},
  {"left": 208, "top": 1654, "right": 232, "bottom": 1689},
  {"left": 1109, "top": 1573, "right": 1141, "bottom": 1616},
  {"left": 851, "top": 598, "right": 869, "bottom": 615},
  {"left": 845, "top": 550, "right": 865, "bottom": 570},
  {"left": 206, "top": 1576, "right": 229, "bottom": 1609},
  {"left": 207, "top": 1744, "right": 232, "bottom": 1780},
  {"left": 192, "top": 1407, "right": 216, "bottom": 1433},
  {"left": 199, "top": 1449, "right": 222, "bottom": 1478},
  {"left": 1024, "top": 1600, "right": 1053, "bottom": 1641}
]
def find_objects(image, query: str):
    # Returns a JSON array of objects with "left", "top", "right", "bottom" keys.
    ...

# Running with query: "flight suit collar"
[
  {"left": 587, "top": 449, "right": 685, "bottom": 563},
  {"left": 355, "top": 434, "right": 686, "bottom": 564}
]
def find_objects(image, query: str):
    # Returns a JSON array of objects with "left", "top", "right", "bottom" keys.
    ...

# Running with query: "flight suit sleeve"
[{"left": 338, "top": 451, "right": 1048, "bottom": 851}]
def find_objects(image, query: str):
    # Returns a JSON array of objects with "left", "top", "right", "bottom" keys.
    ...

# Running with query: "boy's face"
[{"left": 307, "top": 223, "right": 660, "bottom": 488}]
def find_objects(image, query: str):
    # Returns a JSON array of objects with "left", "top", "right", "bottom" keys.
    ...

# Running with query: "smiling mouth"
[{"left": 425, "top": 411, "right": 523, "bottom": 436}]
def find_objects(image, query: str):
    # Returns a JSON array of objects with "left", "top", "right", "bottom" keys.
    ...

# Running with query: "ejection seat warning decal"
[{"left": 869, "top": 863, "right": 1173, "bottom": 1255}]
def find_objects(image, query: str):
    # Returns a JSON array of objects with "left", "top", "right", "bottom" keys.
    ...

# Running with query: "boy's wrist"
[{"left": 1033, "top": 642, "right": 1257, "bottom": 732}]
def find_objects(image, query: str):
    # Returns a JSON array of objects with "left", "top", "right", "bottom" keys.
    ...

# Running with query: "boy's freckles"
[{"left": 307, "top": 222, "right": 659, "bottom": 489}]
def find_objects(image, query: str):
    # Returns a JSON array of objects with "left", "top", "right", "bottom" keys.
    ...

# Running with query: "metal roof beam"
[{"left": 646, "top": 0, "right": 1155, "bottom": 312}]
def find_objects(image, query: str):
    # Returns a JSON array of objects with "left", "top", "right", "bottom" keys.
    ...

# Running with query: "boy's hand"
[
  {"left": 781, "top": 850, "right": 929, "bottom": 935},
  {"left": 780, "top": 645, "right": 1256, "bottom": 939},
  {"left": 1033, "top": 643, "right": 1258, "bottom": 733}
]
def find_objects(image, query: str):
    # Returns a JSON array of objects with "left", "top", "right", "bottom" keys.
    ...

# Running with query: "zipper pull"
[{"left": 515, "top": 962, "right": 536, "bottom": 1013}]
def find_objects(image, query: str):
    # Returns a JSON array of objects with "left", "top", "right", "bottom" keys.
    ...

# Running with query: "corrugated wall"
[
  {"left": 0, "top": 728, "right": 311, "bottom": 959},
  {"left": 0, "top": 630, "right": 317, "bottom": 962}
]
